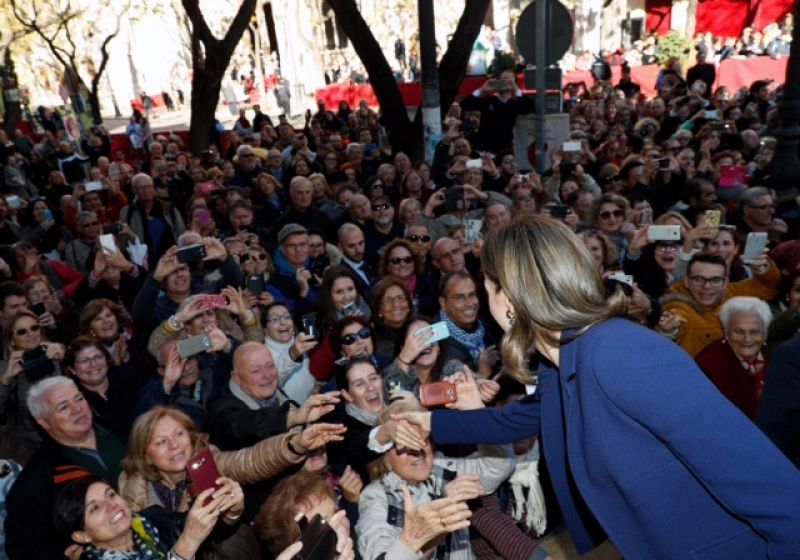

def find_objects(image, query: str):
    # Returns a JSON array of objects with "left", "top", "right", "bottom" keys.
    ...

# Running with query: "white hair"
[
  {"left": 719, "top": 296, "right": 772, "bottom": 334},
  {"left": 27, "top": 376, "right": 77, "bottom": 419}
]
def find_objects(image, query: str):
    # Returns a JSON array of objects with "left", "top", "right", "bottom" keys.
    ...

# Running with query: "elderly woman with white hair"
[{"left": 695, "top": 296, "right": 772, "bottom": 419}]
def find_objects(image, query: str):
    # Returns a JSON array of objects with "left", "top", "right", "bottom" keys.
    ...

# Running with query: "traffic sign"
[{"left": 515, "top": 0, "right": 574, "bottom": 66}]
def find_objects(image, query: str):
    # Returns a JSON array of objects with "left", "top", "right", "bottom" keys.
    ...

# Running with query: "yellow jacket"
[{"left": 661, "top": 261, "right": 781, "bottom": 357}]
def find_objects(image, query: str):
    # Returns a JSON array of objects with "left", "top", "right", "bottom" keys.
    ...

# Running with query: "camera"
[
  {"left": 22, "top": 346, "right": 55, "bottom": 383},
  {"left": 309, "top": 254, "right": 330, "bottom": 279}
]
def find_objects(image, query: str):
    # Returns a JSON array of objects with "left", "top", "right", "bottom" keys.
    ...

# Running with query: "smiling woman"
[{"left": 54, "top": 474, "right": 242, "bottom": 560}]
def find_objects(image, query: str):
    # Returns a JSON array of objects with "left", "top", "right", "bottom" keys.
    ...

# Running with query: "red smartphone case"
[
  {"left": 186, "top": 447, "right": 222, "bottom": 504},
  {"left": 419, "top": 381, "right": 457, "bottom": 408}
]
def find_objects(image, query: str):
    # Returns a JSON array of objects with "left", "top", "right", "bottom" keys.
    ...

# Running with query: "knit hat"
[{"left": 278, "top": 223, "right": 307, "bottom": 244}]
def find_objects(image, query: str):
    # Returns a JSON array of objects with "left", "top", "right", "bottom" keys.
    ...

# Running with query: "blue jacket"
[{"left": 432, "top": 318, "right": 800, "bottom": 559}]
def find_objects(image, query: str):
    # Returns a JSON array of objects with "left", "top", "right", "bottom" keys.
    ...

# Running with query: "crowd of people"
[{"left": 0, "top": 35, "right": 799, "bottom": 560}]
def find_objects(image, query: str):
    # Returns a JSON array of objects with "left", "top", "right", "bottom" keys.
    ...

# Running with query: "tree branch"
[
  {"left": 217, "top": 0, "right": 257, "bottom": 63},
  {"left": 180, "top": 0, "right": 217, "bottom": 48},
  {"left": 437, "top": 0, "right": 491, "bottom": 110}
]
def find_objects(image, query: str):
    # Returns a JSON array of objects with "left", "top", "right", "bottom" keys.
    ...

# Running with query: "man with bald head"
[
  {"left": 432, "top": 236, "right": 466, "bottom": 275},
  {"left": 120, "top": 172, "right": 185, "bottom": 262},
  {"left": 207, "top": 342, "right": 340, "bottom": 450},
  {"left": 338, "top": 222, "right": 374, "bottom": 293},
  {"left": 272, "top": 176, "right": 335, "bottom": 242}
]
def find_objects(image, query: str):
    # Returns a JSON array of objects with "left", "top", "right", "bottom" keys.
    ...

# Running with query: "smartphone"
[
  {"left": 42, "top": 209, "right": 53, "bottom": 221},
  {"left": 296, "top": 514, "right": 338, "bottom": 559},
  {"left": 719, "top": 165, "right": 746, "bottom": 187},
  {"left": 197, "top": 209, "right": 212, "bottom": 228},
  {"left": 5, "top": 195, "right": 20, "bottom": 209},
  {"left": 176, "top": 243, "right": 207, "bottom": 263},
  {"left": 176, "top": 334, "right": 212, "bottom": 359},
  {"left": 246, "top": 275, "right": 263, "bottom": 297},
  {"left": 302, "top": 313, "right": 319, "bottom": 340},
  {"left": 704, "top": 209, "right": 721, "bottom": 229},
  {"left": 704, "top": 110, "right": 718, "bottom": 120},
  {"left": 444, "top": 186, "right": 465, "bottom": 213},
  {"left": 549, "top": 204, "right": 571, "bottom": 219},
  {"left": 99, "top": 234, "right": 118, "bottom": 254},
  {"left": 419, "top": 381, "right": 457, "bottom": 409},
  {"left": 85, "top": 180, "right": 103, "bottom": 192},
  {"left": 342, "top": 301, "right": 358, "bottom": 316},
  {"left": 743, "top": 231, "right": 768, "bottom": 262},
  {"left": 417, "top": 321, "right": 450, "bottom": 345},
  {"left": 488, "top": 79, "right": 502, "bottom": 89},
  {"left": 186, "top": 447, "right": 222, "bottom": 505},
  {"left": 562, "top": 140, "right": 582, "bottom": 152},
  {"left": 102, "top": 223, "right": 123, "bottom": 235},
  {"left": 658, "top": 158, "right": 670, "bottom": 169},
  {"left": 196, "top": 181, "right": 216, "bottom": 194},
  {"left": 647, "top": 225, "right": 681, "bottom": 241},
  {"left": 464, "top": 219, "right": 482, "bottom": 243},
  {"left": 30, "top": 302, "right": 46, "bottom": 316},
  {"left": 608, "top": 271, "right": 634, "bottom": 287},
  {"left": 21, "top": 346, "right": 55, "bottom": 383},
  {"left": 202, "top": 294, "right": 229, "bottom": 310},
  {"left": 466, "top": 159, "right": 483, "bottom": 170},
  {"left": 639, "top": 209, "right": 652, "bottom": 225}
]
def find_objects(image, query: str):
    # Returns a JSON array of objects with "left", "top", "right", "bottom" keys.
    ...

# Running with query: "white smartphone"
[
  {"left": 5, "top": 195, "right": 20, "bottom": 209},
  {"left": 647, "top": 225, "right": 681, "bottom": 241},
  {"left": 85, "top": 181, "right": 103, "bottom": 192},
  {"left": 562, "top": 141, "right": 582, "bottom": 152},
  {"left": 99, "top": 233, "right": 118, "bottom": 254},
  {"left": 742, "top": 231, "right": 768, "bottom": 262},
  {"left": 417, "top": 321, "right": 450, "bottom": 345},
  {"left": 466, "top": 159, "right": 483, "bottom": 169},
  {"left": 464, "top": 219, "right": 483, "bottom": 244},
  {"left": 608, "top": 272, "right": 634, "bottom": 286},
  {"left": 704, "top": 110, "right": 719, "bottom": 120}
]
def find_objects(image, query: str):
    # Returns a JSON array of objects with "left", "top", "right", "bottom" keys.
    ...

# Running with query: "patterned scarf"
[
  {"left": 82, "top": 515, "right": 165, "bottom": 560},
  {"left": 152, "top": 479, "right": 188, "bottom": 513},
  {"left": 438, "top": 310, "right": 485, "bottom": 362}
]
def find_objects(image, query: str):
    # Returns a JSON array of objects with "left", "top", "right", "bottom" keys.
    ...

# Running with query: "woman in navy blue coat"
[{"left": 397, "top": 216, "right": 800, "bottom": 560}]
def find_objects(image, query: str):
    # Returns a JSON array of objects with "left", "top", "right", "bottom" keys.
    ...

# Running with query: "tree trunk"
[
  {"left": 188, "top": 68, "right": 223, "bottom": 153},
  {"left": 87, "top": 88, "right": 102, "bottom": 124},
  {"left": 326, "top": 0, "right": 491, "bottom": 156}
]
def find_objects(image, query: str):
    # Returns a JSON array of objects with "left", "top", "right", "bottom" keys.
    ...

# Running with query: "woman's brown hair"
[
  {"left": 255, "top": 471, "right": 335, "bottom": 556},
  {"left": 78, "top": 299, "right": 132, "bottom": 338},
  {"left": 3, "top": 309, "right": 47, "bottom": 360},
  {"left": 378, "top": 238, "right": 423, "bottom": 278}
]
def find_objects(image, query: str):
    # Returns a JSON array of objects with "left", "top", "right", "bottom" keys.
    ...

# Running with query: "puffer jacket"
[{"left": 118, "top": 431, "right": 303, "bottom": 513}]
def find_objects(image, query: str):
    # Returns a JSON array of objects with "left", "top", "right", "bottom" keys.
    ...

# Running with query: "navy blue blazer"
[{"left": 432, "top": 318, "right": 800, "bottom": 559}]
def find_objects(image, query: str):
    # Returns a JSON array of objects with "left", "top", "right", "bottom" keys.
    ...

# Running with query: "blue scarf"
[
  {"left": 438, "top": 310, "right": 485, "bottom": 362},
  {"left": 82, "top": 515, "right": 165, "bottom": 560}
]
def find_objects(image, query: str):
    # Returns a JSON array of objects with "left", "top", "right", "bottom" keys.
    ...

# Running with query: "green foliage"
[{"left": 655, "top": 31, "right": 692, "bottom": 65}]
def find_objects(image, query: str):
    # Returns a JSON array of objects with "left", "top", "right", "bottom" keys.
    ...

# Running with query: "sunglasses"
[
  {"left": 406, "top": 235, "right": 431, "bottom": 243},
  {"left": 372, "top": 203, "right": 391, "bottom": 212},
  {"left": 389, "top": 256, "right": 414, "bottom": 265},
  {"left": 14, "top": 324, "right": 41, "bottom": 336},
  {"left": 340, "top": 327, "right": 371, "bottom": 346},
  {"left": 599, "top": 210, "right": 624, "bottom": 220}
]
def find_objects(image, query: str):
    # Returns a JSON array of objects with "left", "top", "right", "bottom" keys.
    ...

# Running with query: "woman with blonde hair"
[
  {"left": 395, "top": 216, "right": 800, "bottom": 559},
  {"left": 118, "top": 406, "right": 345, "bottom": 514}
]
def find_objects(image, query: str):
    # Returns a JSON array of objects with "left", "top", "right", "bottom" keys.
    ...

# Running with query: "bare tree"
[
  {"left": 181, "top": 0, "right": 257, "bottom": 154},
  {"left": 326, "top": 0, "right": 491, "bottom": 157},
  {"left": 10, "top": 0, "right": 122, "bottom": 125}
]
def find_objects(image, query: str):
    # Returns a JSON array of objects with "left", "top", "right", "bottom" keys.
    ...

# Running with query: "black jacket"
[{"left": 206, "top": 383, "right": 291, "bottom": 451}]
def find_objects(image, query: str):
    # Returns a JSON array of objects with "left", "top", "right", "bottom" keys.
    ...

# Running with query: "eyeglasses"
[
  {"left": 370, "top": 183, "right": 384, "bottom": 190},
  {"left": 501, "top": 158, "right": 515, "bottom": 165},
  {"left": 82, "top": 221, "right": 99, "bottom": 227},
  {"left": 284, "top": 242, "right": 308, "bottom": 250},
  {"left": 250, "top": 253, "right": 268, "bottom": 261},
  {"left": 435, "top": 248, "right": 462, "bottom": 261},
  {"left": 389, "top": 256, "right": 414, "bottom": 265},
  {"left": 340, "top": 327, "right": 371, "bottom": 345},
  {"left": 382, "top": 294, "right": 408, "bottom": 307},
  {"left": 599, "top": 210, "right": 625, "bottom": 220},
  {"left": 14, "top": 324, "right": 41, "bottom": 336},
  {"left": 688, "top": 275, "right": 725, "bottom": 287},
  {"left": 76, "top": 354, "right": 106, "bottom": 366},
  {"left": 266, "top": 314, "right": 293, "bottom": 325},
  {"left": 406, "top": 235, "right": 431, "bottom": 243},
  {"left": 372, "top": 203, "right": 391, "bottom": 212},
  {"left": 655, "top": 243, "right": 680, "bottom": 252}
]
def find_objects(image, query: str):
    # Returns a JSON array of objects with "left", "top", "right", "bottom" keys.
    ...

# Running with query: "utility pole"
[
  {"left": 533, "top": 0, "right": 548, "bottom": 174},
  {"left": 418, "top": 0, "right": 440, "bottom": 162}
]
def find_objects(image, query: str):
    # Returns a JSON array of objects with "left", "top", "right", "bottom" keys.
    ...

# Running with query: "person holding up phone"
[{"left": 0, "top": 309, "right": 65, "bottom": 443}]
